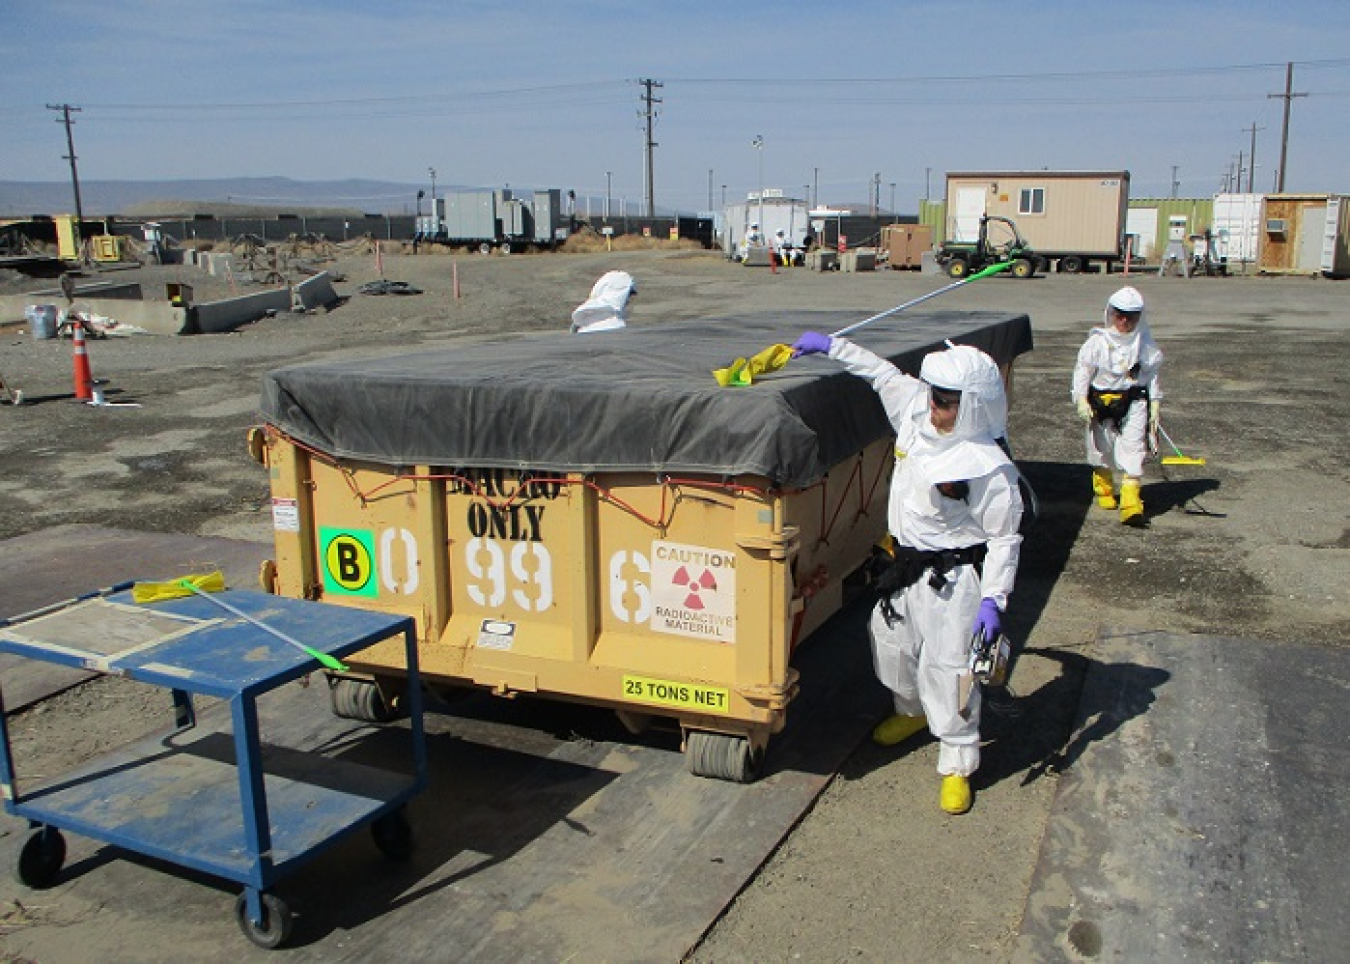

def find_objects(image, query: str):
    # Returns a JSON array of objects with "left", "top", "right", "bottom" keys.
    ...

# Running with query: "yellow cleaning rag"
[
  {"left": 712, "top": 343, "right": 794, "bottom": 387},
  {"left": 132, "top": 570, "right": 226, "bottom": 604}
]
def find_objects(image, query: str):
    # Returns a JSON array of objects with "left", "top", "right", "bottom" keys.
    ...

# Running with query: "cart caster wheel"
[
  {"left": 372, "top": 809, "right": 414, "bottom": 862},
  {"left": 235, "top": 892, "right": 293, "bottom": 949},
  {"left": 686, "top": 731, "right": 763, "bottom": 784},
  {"left": 16, "top": 828, "right": 66, "bottom": 889},
  {"left": 329, "top": 678, "right": 400, "bottom": 723}
]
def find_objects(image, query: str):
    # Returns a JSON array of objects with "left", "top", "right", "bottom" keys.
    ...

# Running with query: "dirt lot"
[{"left": 2, "top": 246, "right": 1348, "bottom": 961}]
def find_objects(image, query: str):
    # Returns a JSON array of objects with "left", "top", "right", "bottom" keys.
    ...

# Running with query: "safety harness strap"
[
  {"left": 876, "top": 543, "right": 987, "bottom": 626},
  {"left": 1088, "top": 385, "right": 1148, "bottom": 429}
]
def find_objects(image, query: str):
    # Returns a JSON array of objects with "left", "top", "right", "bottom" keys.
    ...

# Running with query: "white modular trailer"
[
  {"left": 1211, "top": 193, "right": 1263, "bottom": 266},
  {"left": 722, "top": 191, "right": 811, "bottom": 257},
  {"left": 945, "top": 170, "right": 1130, "bottom": 273}
]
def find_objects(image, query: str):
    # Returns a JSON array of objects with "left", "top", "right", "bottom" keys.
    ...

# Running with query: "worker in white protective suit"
[
  {"left": 1071, "top": 286, "right": 1164, "bottom": 526},
  {"left": 570, "top": 270, "right": 636, "bottom": 333},
  {"left": 773, "top": 229, "right": 792, "bottom": 266},
  {"left": 791, "top": 331, "right": 1023, "bottom": 815},
  {"left": 739, "top": 222, "right": 764, "bottom": 262}
]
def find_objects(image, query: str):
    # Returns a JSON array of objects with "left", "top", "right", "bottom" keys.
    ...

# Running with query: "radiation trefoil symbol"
[{"left": 671, "top": 566, "right": 717, "bottom": 610}]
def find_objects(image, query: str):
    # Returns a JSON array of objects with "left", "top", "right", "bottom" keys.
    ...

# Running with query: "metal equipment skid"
[{"left": 0, "top": 587, "right": 426, "bottom": 949}]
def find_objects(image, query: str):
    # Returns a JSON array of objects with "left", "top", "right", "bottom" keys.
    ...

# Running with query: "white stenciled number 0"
[{"left": 379, "top": 527, "right": 420, "bottom": 595}]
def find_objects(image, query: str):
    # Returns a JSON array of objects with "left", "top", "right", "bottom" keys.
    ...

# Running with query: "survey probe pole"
[{"left": 829, "top": 261, "right": 1013, "bottom": 338}]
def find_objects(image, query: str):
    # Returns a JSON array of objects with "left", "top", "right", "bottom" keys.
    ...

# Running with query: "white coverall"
[
  {"left": 570, "top": 270, "right": 635, "bottom": 333},
  {"left": 829, "top": 338, "right": 1023, "bottom": 777},
  {"left": 1071, "top": 317, "right": 1164, "bottom": 477}
]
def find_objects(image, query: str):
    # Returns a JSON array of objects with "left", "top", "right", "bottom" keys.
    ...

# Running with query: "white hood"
[{"left": 571, "top": 270, "right": 635, "bottom": 333}]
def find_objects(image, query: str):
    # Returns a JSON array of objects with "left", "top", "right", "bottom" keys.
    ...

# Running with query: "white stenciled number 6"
[
  {"left": 510, "top": 542, "right": 553, "bottom": 612},
  {"left": 609, "top": 550, "right": 651, "bottom": 623},
  {"left": 465, "top": 537, "right": 506, "bottom": 607},
  {"left": 379, "top": 527, "right": 420, "bottom": 595}
]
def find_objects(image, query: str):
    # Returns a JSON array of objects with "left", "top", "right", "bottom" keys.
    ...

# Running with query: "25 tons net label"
[{"left": 622, "top": 675, "right": 730, "bottom": 714}]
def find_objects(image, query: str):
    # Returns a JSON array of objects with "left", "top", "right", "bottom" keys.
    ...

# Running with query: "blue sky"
[{"left": 4, "top": 1, "right": 1348, "bottom": 213}]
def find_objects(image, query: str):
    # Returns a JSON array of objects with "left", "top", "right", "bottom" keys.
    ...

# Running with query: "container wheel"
[
  {"left": 1060, "top": 254, "right": 1086, "bottom": 274},
  {"left": 478, "top": 242, "right": 493, "bottom": 255},
  {"left": 371, "top": 808, "right": 414, "bottom": 861},
  {"left": 234, "top": 892, "right": 294, "bottom": 949},
  {"left": 329, "top": 677, "right": 400, "bottom": 724},
  {"left": 15, "top": 827, "right": 65, "bottom": 889},
  {"left": 945, "top": 259, "right": 970, "bottom": 279},
  {"left": 1010, "top": 258, "right": 1034, "bottom": 279},
  {"left": 686, "top": 730, "right": 763, "bottom": 784}
]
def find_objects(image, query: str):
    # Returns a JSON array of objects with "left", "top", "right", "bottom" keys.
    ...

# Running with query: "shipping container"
[
  {"left": 1256, "top": 193, "right": 1349, "bottom": 276},
  {"left": 945, "top": 171, "right": 1130, "bottom": 273},
  {"left": 252, "top": 310, "right": 1033, "bottom": 781},
  {"left": 416, "top": 188, "right": 563, "bottom": 252}
]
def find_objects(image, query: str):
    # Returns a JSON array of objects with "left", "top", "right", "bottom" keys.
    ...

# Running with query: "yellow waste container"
[
  {"left": 253, "top": 310, "right": 1031, "bottom": 780},
  {"left": 91, "top": 235, "right": 121, "bottom": 262}
]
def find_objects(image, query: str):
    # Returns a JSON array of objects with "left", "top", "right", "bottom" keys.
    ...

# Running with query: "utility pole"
[
  {"left": 47, "top": 103, "right": 86, "bottom": 254},
  {"left": 1267, "top": 62, "right": 1306, "bottom": 193},
  {"left": 639, "top": 78, "right": 663, "bottom": 217},
  {"left": 708, "top": 169, "right": 713, "bottom": 211},
  {"left": 1243, "top": 122, "right": 1264, "bottom": 193},
  {"left": 871, "top": 172, "right": 881, "bottom": 217},
  {"left": 1235, "top": 151, "right": 1246, "bottom": 198},
  {"left": 1171, "top": 166, "right": 1180, "bottom": 199},
  {"left": 812, "top": 167, "right": 818, "bottom": 210}
]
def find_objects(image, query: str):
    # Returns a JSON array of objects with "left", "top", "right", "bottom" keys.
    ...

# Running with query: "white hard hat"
[{"left": 1108, "top": 286, "right": 1145, "bottom": 313}]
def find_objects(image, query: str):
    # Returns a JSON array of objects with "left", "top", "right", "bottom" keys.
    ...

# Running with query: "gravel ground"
[{"left": 2, "top": 246, "right": 1347, "bottom": 961}]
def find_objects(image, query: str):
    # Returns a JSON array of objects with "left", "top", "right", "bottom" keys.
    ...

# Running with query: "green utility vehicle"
[{"left": 937, "top": 215, "right": 1037, "bottom": 279}]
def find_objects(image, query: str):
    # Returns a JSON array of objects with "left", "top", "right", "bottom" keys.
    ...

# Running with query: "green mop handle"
[
  {"left": 178, "top": 581, "right": 348, "bottom": 672},
  {"left": 830, "top": 261, "right": 1013, "bottom": 338}
]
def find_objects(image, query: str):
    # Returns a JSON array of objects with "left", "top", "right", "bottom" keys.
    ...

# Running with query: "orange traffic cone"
[{"left": 71, "top": 318, "right": 93, "bottom": 400}]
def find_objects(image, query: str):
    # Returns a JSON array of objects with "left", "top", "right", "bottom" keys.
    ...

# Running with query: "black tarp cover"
[{"left": 260, "top": 309, "right": 1032, "bottom": 489}]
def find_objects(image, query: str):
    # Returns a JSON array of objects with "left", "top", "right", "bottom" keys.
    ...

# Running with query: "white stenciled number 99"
[{"left": 465, "top": 538, "right": 554, "bottom": 612}]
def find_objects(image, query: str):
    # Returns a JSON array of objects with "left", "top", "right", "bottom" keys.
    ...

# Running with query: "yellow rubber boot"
[
  {"left": 871, "top": 714, "right": 927, "bottom": 747},
  {"left": 940, "top": 775, "right": 972, "bottom": 815},
  {"left": 1119, "top": 477, "right": 1144, "bottom": 526},
  {"left": 1091, "top": 468, "right": 1117, "bottom": 509}
]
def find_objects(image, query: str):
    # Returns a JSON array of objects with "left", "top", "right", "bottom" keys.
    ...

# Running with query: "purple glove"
[
  {"left": 792, "top": 331, "right": 833, "bottom": 357},
  {"left": 973, "top": 597, "right": 1002, "bottom": 643}
]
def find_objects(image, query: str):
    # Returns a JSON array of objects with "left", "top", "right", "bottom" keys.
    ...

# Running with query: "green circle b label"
[{"left": 320, "top": 527, "right": 377, "bottom": 596}]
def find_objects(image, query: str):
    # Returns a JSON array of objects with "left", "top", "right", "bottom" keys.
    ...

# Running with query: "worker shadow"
[
  {"left": 975, "top": 645, "right": 1171, "bottom": 791},
  {"left": 1144, "top": 473, "right": 1225, "bottom": 520},
  {"left": 1009, "top": 458, "right": 1093, "bottom": 635}
]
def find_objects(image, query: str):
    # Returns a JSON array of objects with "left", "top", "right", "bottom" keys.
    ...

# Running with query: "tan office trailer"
[
  {"left": 946, "top": 170, "right": 1130, "bottom": 273},
  {"left": 253, "top": 311, "right": 1032, "bottom": 781}
]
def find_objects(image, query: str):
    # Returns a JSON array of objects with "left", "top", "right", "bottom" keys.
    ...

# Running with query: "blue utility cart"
[{"left": 0, "top": 586, "right": 426, "bottom": 949}]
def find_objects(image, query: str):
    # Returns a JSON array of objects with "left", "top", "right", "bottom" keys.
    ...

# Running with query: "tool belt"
[
  {"left": 1088, "top": 385, "right": 1148, "bottom": 429},
  {"left": 876, "top": 543, "right": 987, "bottom": 627}
]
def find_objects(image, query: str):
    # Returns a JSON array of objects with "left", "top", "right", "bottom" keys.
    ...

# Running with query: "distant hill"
[{"left": 0, "top": 177, "right": 450, "bottom": 218}]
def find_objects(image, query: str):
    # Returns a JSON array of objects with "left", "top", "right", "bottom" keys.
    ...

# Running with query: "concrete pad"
[
  {"left": 1016, "top": 629, "right": 1350, "bottom": 962},
  {"left": 0, "top": 526, "right": 885, "bottom": 960},
  {"left": 0, "top": 525, "right": 270, "bottom": 710}
]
